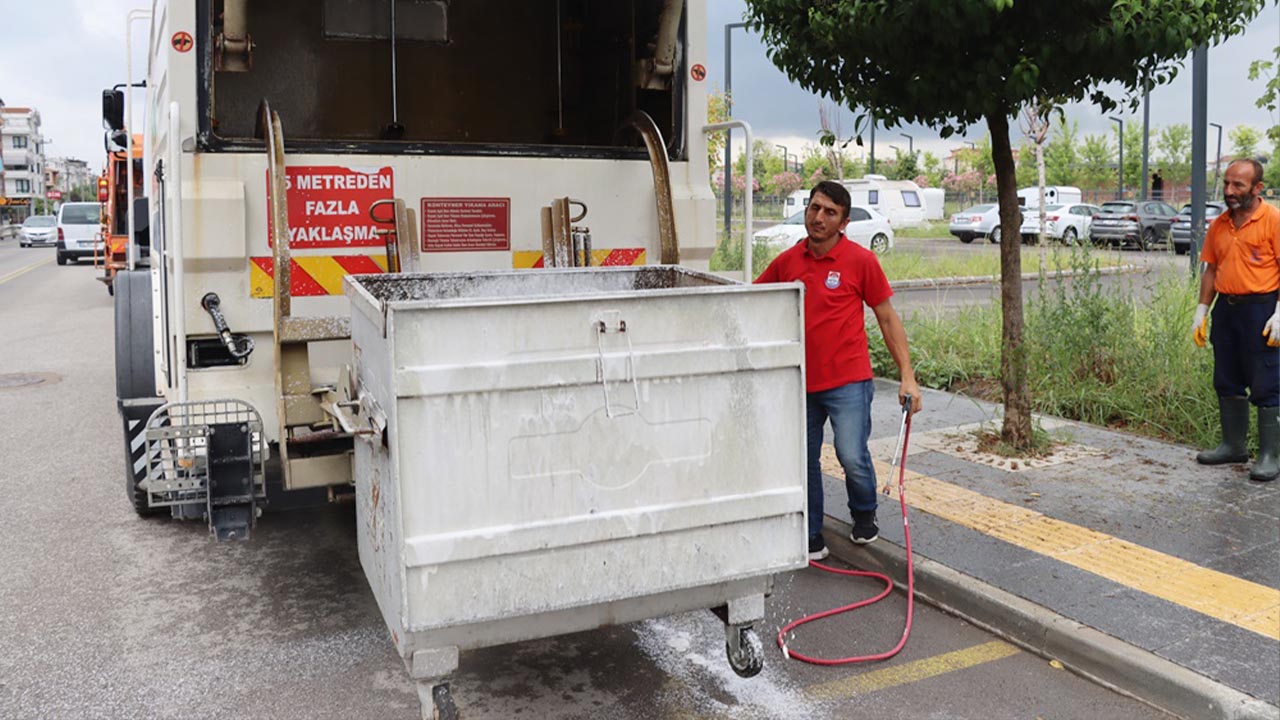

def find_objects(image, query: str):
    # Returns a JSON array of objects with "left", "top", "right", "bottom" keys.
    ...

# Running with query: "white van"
[
  {"left": 1017, "top": 185, "right": 1082, "bottom": 208},
  {"left": 840, "top": 175, "right": 926, "bottom": 228},
  {"left": 56, "top": 202, "right": 102, "bottom": 266}
]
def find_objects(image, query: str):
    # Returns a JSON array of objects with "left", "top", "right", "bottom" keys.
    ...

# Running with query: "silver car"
[
  {"left": 1170, "top": 202, "right": 1227, "bottom": 255},
  {"left": 1088, "top": 200, "right": 1178, "bottom": 251},
  {"left": 18, "top": 215, "right": 58, "bottom": 247},
  {"left": 949, "top": 204, "right": 998, "bottom": 244}
]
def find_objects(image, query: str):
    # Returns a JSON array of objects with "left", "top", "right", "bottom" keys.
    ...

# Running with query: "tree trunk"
[{"left": 987, "top": 111, "right": 1033, "bottom": 450}]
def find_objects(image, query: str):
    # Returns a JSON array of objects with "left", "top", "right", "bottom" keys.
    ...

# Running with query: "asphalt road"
[{"left": 0, "top": 237, "right": 1171, "bottom": 719}]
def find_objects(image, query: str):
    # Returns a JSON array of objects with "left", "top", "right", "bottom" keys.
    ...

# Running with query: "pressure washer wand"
[{"left": 777, "top": 394, "right": 916, "bottom": 666}]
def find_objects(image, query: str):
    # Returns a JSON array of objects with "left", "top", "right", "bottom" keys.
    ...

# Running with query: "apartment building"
[
  {"left": 46, "top": 156, "right": 94, "bottom": 195},
  {"left": 1, "top": 104, "right": 45, "bottom": 218}
]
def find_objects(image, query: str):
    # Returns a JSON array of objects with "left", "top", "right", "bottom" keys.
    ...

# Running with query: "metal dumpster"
[{"left": 342, "top": 266, "right": 807, "bottom": 717}]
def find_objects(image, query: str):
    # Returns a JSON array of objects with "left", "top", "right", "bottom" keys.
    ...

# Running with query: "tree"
[
  {"left": 1078, "top": 134, "right": 1115, "bottom": 191},
  {"left": 1157, "top": 123, "right": 1192, "bottom": 188},
  {"left": 1229, "top": 125, "right": 1261, "bottom": 159},
  {"left": 707, "top": 88, "right": 731, "bottom": 171},
  {"left": 745, "top": 0, "right": 1266, "bottom": 450},
  {"left": 1249, "top": 45, "right": 1279, "bottom": 146},
  {"left": 919, "top": 151, "right": 946, "bottom": 188},
  {"left": 888, "top": 148, "right": 920, "bottom": 181},
  {"left": 1121, "top": 123, "right": 1144, "bottom": 194},
  {"left": 1019, "top": 103, "right": 1053, "bottom": 246},
  {"left": 1044, "top": 118, "right": 1080, "bottom": 187}
]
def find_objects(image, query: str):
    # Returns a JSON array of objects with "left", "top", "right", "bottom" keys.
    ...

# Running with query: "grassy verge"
[
  {"left": 868, "top": 259, "right": 1221, "bottom": 449},
  {"left": 878, "top": 247, "right": 1124, "bottom": 281},
  {"left": 893, "top": 221, "right": 952, "bottom": 239}
]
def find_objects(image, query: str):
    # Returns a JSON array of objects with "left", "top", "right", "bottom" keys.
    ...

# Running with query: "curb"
[
  {"left": 889, "top": 263, "right": 1143, "bottom": 290},
  {"left": 822, "top": 516, "right": 1280, "bottom": 720}
]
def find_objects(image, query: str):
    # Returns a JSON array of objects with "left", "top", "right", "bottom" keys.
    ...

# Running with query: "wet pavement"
[{"left": 817, "top": 380, "right": 1280, "bottom": 715}]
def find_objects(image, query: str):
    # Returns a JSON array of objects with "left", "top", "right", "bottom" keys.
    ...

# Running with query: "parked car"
[
  {"left": 1088, "top": 200, "right": 1178, "bottom": 250},
  {"left": 1170, "top": 202, "right": 1228, "bottom": 255},
  {"left": 55, "top": 202, "right": 102, "bottom": 265},
  {"left": 1019, "top": 203, "right": 1103, "bottom": 245},
  {"left": 19, "top": 215, "right": 58, "bottom": 247},
  {"left": 753, "top": 204, "right": 895, "bottom": 254},
  {"left": 949, "top": 204, "right": 1003, "bottom": 244}
]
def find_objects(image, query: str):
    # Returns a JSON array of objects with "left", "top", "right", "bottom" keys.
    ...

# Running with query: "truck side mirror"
[{"left": 102, "top": 89, "right": 125, "bottom": 131}]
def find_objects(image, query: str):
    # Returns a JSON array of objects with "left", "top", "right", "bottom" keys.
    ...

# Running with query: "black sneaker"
[
  {"left": 808, "top": 535, "right": 829, "bottom": 561},
  {"left": 851, "top": 513, "right": 879, "bottom": 545}
]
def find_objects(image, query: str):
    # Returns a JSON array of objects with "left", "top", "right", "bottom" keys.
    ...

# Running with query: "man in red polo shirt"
[
  {"left": 1193, "top": 159, "right": 1280, "bottom": 482},
  {"left": 756, "top": 180, "right": 921, "bottom": 560}
]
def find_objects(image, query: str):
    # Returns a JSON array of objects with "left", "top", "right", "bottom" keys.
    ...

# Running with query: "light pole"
[
  {"left": 900, "top": 133, "right": 913, "bottom": 155},
  {"left": 1209, "top": 122, "right": 1223, "bottom": 193},
  {"left": 1109, "top": 117, "right": 1124, "bottom": 200},
  {"left": 775, "top": 144, "right": 788, "bottom": 173},
  {"left": 868, "top": 112, "right": 876, "bottom": 174},
  {"left": 723, "top": 21, "right": 748, "bottom": 240}
]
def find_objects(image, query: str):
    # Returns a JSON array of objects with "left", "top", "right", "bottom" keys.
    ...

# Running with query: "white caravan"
[
  {"left": 840, "top": 175, "right": 927, "bottom": 228},
  {"left": 1017, "top": 185, "right": 1083, "bottom": 208}
]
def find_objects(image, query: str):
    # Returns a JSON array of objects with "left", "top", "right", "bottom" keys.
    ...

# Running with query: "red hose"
[{"left": 777, "top": 408, "right": 914, "bottom": 665}]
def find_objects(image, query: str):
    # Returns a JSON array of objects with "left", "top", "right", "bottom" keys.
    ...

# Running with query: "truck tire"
[{"left": 115, "top": 270, "right": 163, "bottom": 517}]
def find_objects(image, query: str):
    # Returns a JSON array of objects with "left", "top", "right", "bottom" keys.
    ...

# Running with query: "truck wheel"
[{"left": 115, "top": 270, "right": 162, "bottom": 517}]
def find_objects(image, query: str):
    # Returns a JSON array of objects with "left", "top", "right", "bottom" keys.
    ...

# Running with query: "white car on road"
[
  {"left": 754, "top": 205, "right": 895, "bottom": 254},
  {"left": 1018, "top": 203, "right": 1103, "bottom": 245}
]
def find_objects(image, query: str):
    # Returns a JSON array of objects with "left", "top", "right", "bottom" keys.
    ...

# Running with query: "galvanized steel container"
[{"left": 344, "top": 266, "right": 807, "bottom": 684}]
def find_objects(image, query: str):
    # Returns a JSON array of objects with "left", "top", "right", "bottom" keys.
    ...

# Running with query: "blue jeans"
[{"left": 806, "top": 380, "right": 878, "bottom": 539}]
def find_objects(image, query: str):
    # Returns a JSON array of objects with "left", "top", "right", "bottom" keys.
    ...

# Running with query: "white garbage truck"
[{"left": 112, "top": 1, "right": 808, "bottom": 716}]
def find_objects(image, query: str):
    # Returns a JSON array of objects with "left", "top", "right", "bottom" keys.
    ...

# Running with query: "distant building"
[
  {"left": 1, "top": 104, "right": 45, "bottom": 218},
  {"left": 46, "top": 157, "right": 93, "bottom": 195}
]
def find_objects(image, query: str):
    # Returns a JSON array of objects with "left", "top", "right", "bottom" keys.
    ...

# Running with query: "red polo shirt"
[{"left": 755, "top": 235, "right": 893, "bottom": 392}]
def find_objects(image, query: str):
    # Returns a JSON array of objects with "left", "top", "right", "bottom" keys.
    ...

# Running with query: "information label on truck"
[
  {"left": 421, "top": 198, "right": 511, "bottom": 252},
  {"left": 266, "top": 166, "right": 394, "bottom": 249}
]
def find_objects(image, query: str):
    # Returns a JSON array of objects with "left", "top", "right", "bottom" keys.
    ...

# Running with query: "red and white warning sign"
[
  {"left": 266, "top": 166, "right": 394, "bottom": 249},
  {"left": 421, "top": 197, "right": 511, "bottom": 252}
]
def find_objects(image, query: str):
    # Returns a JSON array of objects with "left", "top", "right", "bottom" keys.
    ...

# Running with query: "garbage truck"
[{"left": 112, "top": 1, "right": 808, "bottom": 716}]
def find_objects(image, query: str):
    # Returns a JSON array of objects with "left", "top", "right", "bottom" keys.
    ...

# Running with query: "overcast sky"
[{"left": 0, "top": 0, "right": 1275, "bottom": 172}]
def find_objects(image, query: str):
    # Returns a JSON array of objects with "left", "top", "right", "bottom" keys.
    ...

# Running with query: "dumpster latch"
[{"left": 594, "top": 312, "right": 640, "bottom": 418}]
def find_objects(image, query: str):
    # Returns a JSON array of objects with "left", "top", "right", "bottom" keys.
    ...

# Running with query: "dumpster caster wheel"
[
  {"left": 430, "top": 683, "right": 457, "bottom": 720},
  {"left": 726, "top": 626, "right": 764, "bottom": 678}
]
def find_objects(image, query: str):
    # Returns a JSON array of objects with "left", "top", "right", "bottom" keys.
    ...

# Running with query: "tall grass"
[{"left": 870, "top": 250, "right": 1221, "bottom": 448}]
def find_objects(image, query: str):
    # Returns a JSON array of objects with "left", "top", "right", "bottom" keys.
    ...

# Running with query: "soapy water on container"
[{"left": 631, "top": 611, "right": 809, "bottom": 720}]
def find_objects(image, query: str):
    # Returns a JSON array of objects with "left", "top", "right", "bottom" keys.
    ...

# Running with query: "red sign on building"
[
  {"left": 421, "top": 198, "right": 511, "bottom": 252},
  {"left": 266, "top": 166, "right": 394, "bottom": 249},
  {"left": 45, "top": 190, "right": 63, "bottom": 200}
]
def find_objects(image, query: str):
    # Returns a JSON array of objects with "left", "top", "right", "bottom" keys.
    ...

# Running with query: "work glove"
[
  {"left": 1264, "top": 301, "right": 1280, "bottom": 348},
  {"left": 1192, "top": 304, "right": 1209, "bottom": 348}
]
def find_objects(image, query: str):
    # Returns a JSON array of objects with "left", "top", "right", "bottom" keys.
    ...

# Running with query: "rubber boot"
[
  {"left": 1196, "top": 396, "right": 1250, "bottom": 465},
  {"left": 1250, "top": 406, "right": 1279, "bottom": 482}
]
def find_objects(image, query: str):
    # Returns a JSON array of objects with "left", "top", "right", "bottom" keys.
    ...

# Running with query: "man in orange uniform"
[
  {"left": 1192, "top": 159, "right": 1280, "bottom": 482},
  {"left": 756, "top": 181, "right": 922, "bottom": 560}
]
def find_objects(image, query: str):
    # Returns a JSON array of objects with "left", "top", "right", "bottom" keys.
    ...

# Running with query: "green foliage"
[
  {"left": 920, "top": 151, "right": 946, "bottom": 188},
  {"left": 1248, "top": 45, "right": 1279, "bottom": 146},
  {"left": 889, "top": 149, "right": 920, "bottom": 181},
  {"left": 1228, "top": 124, "right": 1262, "bottom": 159},
  {"left": 1015, "top": 143, "right": 1039, "bottom": 188},
  {"left": 1078, "top": 133, "right": 1115, "bottom": 190},
  {"left": 744, "top": 0, "right": 1265, "bottom": 137},
  {"left": 1121, "top": 123, "right": 1144, "bottom": 192},
  {"left": 869, "top": 261, "right": 1220, "bottom": 447},
  {"left": 707, "top": 87, "right": 731, "bottom": 170},
  {"left": 1157, "top": 123, "right": 1192, "bottom": 186},
  {"left": 1044, "top": 119, "right": 1080, "bottom": 186}
]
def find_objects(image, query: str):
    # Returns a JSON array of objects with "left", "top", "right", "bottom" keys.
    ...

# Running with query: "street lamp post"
[
  {"left": 900, "top": 133, "right": 913, "bottom": 155},
  {"left": 1109, "top": 116, "right": 1124, "bottom": 200},
  {"left": 1209, "top": 122, "right": 1223, "bottom": 193},
  {"left": 963, "top": 141, "right": 976, "bottom": 201},
  {"left": 723, "top": 21, "right": 748, "bottom": 241},
  {"left": 775, "top": 144, "right": 788, "bottom": 173}
]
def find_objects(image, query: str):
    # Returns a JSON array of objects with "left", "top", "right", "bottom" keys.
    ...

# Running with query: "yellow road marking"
[
  {"left": 822, "top": 445, "right": 1280, "bottom": 640},
  {"left": 806, "top": 640, "right": 1020, "bottom": 700},
  {"left": 0, "top": 257, "right": 53, "bottom": 286}
]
